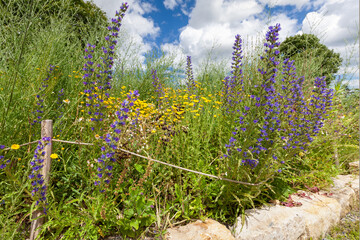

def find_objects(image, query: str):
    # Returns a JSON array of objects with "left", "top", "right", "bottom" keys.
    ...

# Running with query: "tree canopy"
[
  {"left": 280, "top": 33, "right": 342, "bottom": 85},
  {"left": 1, "top": 0, "right": 108, "bottom": 46}
]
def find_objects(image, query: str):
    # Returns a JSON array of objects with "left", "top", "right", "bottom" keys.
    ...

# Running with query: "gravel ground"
[{"left": 323, "top": 209, "right": 359, "bottom": 240}]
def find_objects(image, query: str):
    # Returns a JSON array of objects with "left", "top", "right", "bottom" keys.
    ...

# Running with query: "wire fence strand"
[
  {"left": 51, "top": 139, "right": 93, "bottom": 146},
  {"left": 1, "top": 138, "right": 269, "bottom": 186},
  {"left": 2, "top": 140, "right": 40, "bottom": 151}
]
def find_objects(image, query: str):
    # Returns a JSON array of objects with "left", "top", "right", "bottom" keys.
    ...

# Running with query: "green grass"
[{"left": 325, "top": 198, "right": 359, "bottom": 240}]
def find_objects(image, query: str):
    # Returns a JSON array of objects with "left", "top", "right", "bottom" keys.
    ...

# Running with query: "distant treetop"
[{"left": 280, "top": 33, "right": 342, "bottom": 85}]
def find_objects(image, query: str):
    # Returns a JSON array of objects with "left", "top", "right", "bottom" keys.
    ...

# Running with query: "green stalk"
[{"left": 0, "top": 1, "right": 34, "bottom": 135}]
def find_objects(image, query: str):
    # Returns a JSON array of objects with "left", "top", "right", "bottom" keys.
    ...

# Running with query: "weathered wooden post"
[{"left": 29, "top": 120, "right": 53, "bottom": 240}]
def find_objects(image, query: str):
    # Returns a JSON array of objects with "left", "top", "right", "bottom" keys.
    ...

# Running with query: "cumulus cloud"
[
  {"left": 188, "top": 0, "right": 263, "bottom": 29},
  {"left": 300, "top": 0, "right": 359, "bottom": 87},
  {"left": 258, "top": 0, "right": 311, "bottom": 10},
  {"left": 175, "top": 0, "right": 299, "bottom": 67},
  {"left": 163, "top": 0, "right": 181, "bottom": 10},
  {"left": 161, "top": 43, "right": 187, "bottom": 67},
  {"left": 88, "top": 0, "right": 160, "bottom": 64}
]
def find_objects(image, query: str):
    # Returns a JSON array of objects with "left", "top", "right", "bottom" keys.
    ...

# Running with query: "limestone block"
[
  {"left": 332, "top": 174, "right": 359, "bottom": 192},
  {"left": 330, "top": 174, "right": 359, "bottom": 217},
  {"left": 291, "top": 193, "right": 341, "bottom": 239},
  {"left": 232, "top": 205, "right": 306, "bottom": 240},
  {"left": 166, "top": 219, "right": 235, "bottom": 240}
]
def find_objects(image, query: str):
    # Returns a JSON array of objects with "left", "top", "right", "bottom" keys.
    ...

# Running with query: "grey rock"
[
  {"left": 232, "top": 173, "right": 359, "bottom": 240},
  {"left": 166, "top": 219, "right": 235, "bottom": 240}
]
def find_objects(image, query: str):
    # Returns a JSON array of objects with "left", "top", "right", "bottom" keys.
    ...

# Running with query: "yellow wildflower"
[
  {"left": 11, "top": 144, "right": 20, "bottom": 150},
  {"left": 50, "top": 153, "right": 59, "bottom": 159}
]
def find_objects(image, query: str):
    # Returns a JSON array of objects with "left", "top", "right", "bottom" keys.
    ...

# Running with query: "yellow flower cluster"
[
  {"left": 67, "top": 70, "right": 82, "bottom": 79},
  {"left": 78, "top": 82, "right": 223, "bottom": 136},
  {"left": 113, "top": 86, "right": 222, "bottom": 131}
]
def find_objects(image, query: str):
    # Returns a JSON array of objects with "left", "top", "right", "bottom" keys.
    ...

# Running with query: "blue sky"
[{"left": 89, "top": 0, "right": 359, "bottom": 88}]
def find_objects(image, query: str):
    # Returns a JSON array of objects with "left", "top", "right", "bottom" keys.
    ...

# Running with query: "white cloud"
[
  {"left": 258, "top": 0, "right": 311, "bottom": 10},
  {"left": 175, "top": 0, "right": 299, "bottom": 68},
  {"left": 86, "top": 0, "right": 160, "bottom": 65},
  {"left": 161, "top": 43, "right": 187, "bottom": 66},
  {"left": 188, "top": 0, "right": 263, "bottom": 29},
  {"left": 346, "top": 79, "right": 359, "bottom": 89},
  {"left": 301, "top": 0, "right": 359, "bottom": 78},
  {"left": 163, "top": 0, "right": 182, "bottom": 10}
]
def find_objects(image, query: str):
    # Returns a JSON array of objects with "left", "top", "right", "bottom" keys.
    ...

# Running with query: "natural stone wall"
[
  {"left": 166, "top": 219, "right": 235, "bottom": 240},
  {"left": 165, "top": 171, "right": 359, "bottom": 240},
  {"left": 232, "top": 174, "right": 359, "bottom": 240}
]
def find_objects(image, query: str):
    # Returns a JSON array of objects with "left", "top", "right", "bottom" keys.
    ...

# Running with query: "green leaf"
[
  {"left": 124, "top": 208, "right": 134, "bottom": 218},
  {"left": 134, "top": 163, "right": 144, "bottom": 174},
  {"left": 130, "top": 219, "right": 140, "bottom": 230}
]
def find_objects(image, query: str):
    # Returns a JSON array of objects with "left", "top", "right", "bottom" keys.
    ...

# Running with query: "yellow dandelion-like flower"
[
  {"left": 11, "top": 144, "right": 20, "bottom": 150},
  {"left": 50, "top": 153, "right": 59, "bottom": 159}
]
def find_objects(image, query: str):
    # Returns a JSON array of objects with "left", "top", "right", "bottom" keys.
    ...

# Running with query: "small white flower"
[{"left": 63, "top": 99, "right": 70, "bottom": 104}]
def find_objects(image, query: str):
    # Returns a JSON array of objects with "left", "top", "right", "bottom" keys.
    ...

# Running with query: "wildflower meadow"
[{"left": 0, "top": 1, "right": 358, "bottom": 239}]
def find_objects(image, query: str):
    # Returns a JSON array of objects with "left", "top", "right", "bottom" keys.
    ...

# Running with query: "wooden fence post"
[{"left": 29, "top": 120, "right": 53, "bottom": 240}]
